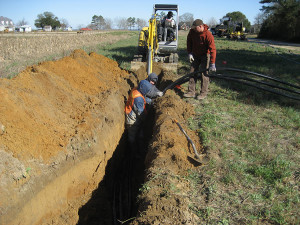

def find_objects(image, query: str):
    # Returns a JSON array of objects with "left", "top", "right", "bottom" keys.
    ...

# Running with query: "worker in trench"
[
  {"left": 125, "top": 73, "right": 163, "bottom": 157},
  {"left": 184, "top": 19, "right": 217, "bottom": 100}
]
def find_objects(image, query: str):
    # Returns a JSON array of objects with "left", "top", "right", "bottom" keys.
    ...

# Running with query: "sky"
[{"left": 1, "top": 0, "right": 263, "bottom": 29}]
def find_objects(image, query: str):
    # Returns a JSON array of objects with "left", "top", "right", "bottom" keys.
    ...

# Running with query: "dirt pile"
[
  {"left": 132, "top": 89, "right": 206, "bottom": 224},
  {"left": 0, "top": 49, "right": 133, "bottom": 225}
]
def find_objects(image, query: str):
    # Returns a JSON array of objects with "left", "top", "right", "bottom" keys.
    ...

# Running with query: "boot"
[
  {"left": 197, "top": 94, "right": 207, "bottom": 100},
  {"left": 183, "top": 92, "right": 196, "bottom": 98}
]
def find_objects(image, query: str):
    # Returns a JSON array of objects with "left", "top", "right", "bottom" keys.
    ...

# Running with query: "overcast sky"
[{"left": 1, "top": 0, "right": 263, "bottom": 29}]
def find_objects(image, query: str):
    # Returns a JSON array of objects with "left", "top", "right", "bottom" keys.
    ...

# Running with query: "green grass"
[
  {"left": 180, "top": 34, "right": 300, "bottom": 224},
  {"left": 95, "top": 31, "right": 139, "bottom": 70}
]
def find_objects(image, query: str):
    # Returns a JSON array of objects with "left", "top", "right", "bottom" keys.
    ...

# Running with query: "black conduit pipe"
[
  {"left": 163, "top": 68, "right": 300, "bottom": 101},
  {"left": 219, "top": 73, "right": 300, "bottom": 95},
  {"left": 208, "top": 74, "right": 300, "bottom": 101},
  {"left": 217, "top": 67, "right": 300, "bottom": 89}
]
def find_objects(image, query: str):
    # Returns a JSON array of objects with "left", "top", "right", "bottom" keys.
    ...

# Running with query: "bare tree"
[
  {"left": 179, "top": 13, "right": 194, "bottom": 27},
  {"left": 77, "top": 24, "right": 85, "bottom": 30},
  {"left": 207, "top": 17, "right": 217, "bottom": 28},
  {"left": 104, "top": 18, "right": 113, "bottom": 29},
  {"left": 136, "top": 18, "right": 147, "bottom": 30},
  {"left": 17, "top": 18, "right": 28, "bottom": 26},
  {"left": 115, "top": 17, "right": 128, "bottom": 29},
  {"left": 60, "top": 18, "right": 69, "bottom": 29}
]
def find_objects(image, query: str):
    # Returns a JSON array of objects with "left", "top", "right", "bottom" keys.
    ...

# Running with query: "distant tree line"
[{"left": 259, "top": 0, "right": 300, "bottom": 42}]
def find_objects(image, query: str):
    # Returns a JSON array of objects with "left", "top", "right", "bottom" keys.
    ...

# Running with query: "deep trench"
[{"left": 77, "top": 105, "right": 156, "bottom": 225}]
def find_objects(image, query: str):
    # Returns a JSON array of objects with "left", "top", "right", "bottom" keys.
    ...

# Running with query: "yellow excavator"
[{"left": 131, "top": 4, "right": 179, "bottom": 74}]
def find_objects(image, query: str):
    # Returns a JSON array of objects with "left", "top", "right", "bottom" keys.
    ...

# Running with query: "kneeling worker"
[{"left": 125, "top": 80, "right": 152, "bottom": 154}]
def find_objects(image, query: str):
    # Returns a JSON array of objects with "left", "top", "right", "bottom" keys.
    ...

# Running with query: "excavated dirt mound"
[
  {"left": 131, "top": 90, "right": 206, "bottom": 225},
  {"left": 0, "top": 49, "right": 137, "bottom": 225}
]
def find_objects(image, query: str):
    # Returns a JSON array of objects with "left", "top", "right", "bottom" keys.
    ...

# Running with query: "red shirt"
[{"left": 187, "top": 24, "right": 216, "bottom": 64}]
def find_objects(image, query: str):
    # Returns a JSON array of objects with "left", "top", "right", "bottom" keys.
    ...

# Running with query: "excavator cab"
[
  {"left": 154, "top": 4, "right": 178, "bottom": 59},
  {"left": 131, "top": 4, "right": 179, "bottom": 74}
]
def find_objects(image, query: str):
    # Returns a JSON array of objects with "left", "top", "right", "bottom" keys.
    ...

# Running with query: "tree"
[
  {"left": 259, "top": 0, "right": 300, "bottom": 41},
  {"left": 179, "top": 13, "right": 194, "bottom": 28},
  {"left": 252, "top": 12, "right": 266, "bottom": 33},
  {"left": 127, "top": 17, "right": 136, "bottom": 30},
  {"left": 207, "top": 17, "right": 218, "bottom": 28},
  {"left": 104, "top": 18, "right": 113, "bottom": 29},
  {"left": 17, "top": 18, "right": 28, "bottom": 26},
  {"left": 225, "top": 11, "right": 251, "bottom": 31},
  {"left": 34, "top": 12, "right": 61, "bottom": 29},
  {"left": 60, "top": 18, "right": 69, "bottom": 30},
  {"left": 115, "top": 17, "right": 128, "bottom": 29},
  {"left": 91, "top": 15, "right": 106, "bottom": 30},
  {"left": 136, "top": 18, "right": 147, "bottom": 30}
]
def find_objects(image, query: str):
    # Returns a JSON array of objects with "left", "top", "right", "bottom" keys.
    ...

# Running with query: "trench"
[{"left": 76, "top": 94, "right": 156, "bottom": 225}]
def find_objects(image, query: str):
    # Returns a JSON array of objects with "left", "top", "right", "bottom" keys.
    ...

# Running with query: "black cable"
[
  {"left": 162, "top": 69, "right": 207, "bottom": 93},
  {"left": 218, "top": 73, "right": 300, "bottom": 95},
  {"left": 209, "top": 74, "right": 300, "bottom": 101},
  {"left": 163, "top": 69, "right": 300, "bottom": 100},
  {"left": 217, "top": 67, "right": 300, "bottom": 89}
]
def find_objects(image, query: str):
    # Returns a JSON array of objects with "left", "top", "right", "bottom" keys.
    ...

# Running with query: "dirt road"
[{"left": 247, "top": 38, "right": 300, "bottom": 53}]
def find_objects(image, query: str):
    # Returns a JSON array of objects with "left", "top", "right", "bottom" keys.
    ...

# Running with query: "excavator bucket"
[{"left": 131, "top": 61, "right": 177, "bottom": 73}]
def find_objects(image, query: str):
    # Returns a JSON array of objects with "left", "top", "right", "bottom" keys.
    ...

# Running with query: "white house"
[
  {"left": 16, "top": 25, "right": 32, "bottom": 32},
  {"left": 65, "top": 27, "right": 72, "bottom": 31},
  {"left": 43, "top": 25, "right": 52, "bottom": 32}
]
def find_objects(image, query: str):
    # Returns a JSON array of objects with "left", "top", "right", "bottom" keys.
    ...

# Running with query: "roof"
[{"left": 80, "top": 28, "right": 92, "bottom": 31}]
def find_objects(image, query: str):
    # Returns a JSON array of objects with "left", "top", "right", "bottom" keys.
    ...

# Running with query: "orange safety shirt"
[{"left": 125, "top": 88, "right": 146, "bottom": 115}]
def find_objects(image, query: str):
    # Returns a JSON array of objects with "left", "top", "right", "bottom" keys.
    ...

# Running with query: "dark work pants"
[{"left": 187, "top": 54, "right": 210, "bottom": 96}]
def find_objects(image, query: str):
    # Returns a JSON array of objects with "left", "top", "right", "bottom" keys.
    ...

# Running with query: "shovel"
[{"left": 173, "top": 119, "right": 202, "bottom": 165}]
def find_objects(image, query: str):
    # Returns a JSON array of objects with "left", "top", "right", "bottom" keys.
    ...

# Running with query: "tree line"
[
  {"left": 258, "top": 0, "right": 300, "bottom": 42},
  {"left": 32, "top": 3, "right": 300, "bottom": 42}
]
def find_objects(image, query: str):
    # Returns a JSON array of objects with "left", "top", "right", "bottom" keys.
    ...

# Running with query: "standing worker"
[{"left": 183, "top": 19, "right": 217, "bottom": 100}]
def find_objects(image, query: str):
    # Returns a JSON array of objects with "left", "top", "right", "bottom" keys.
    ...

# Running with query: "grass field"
[
  {"left": 97, "top": 31, "right": 300, "bottom": 224},
  {"left": 179, "top": 34, "right": 300, "bottom": 224}
]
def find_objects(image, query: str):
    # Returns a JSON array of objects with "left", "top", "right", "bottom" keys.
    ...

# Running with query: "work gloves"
[
  {"left": 157, "top": 91, "right": 163, "bottom": 97},
  {"left": 188, "top": 54, "right": 194, "bottom": 63},
  {"left": 209, "top": 63, "right": 216, "bottom": 72}
]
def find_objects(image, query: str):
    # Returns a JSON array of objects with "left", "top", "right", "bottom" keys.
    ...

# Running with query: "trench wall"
[{"left": 0, "top": 49, "right": 135, "bottom": 224}]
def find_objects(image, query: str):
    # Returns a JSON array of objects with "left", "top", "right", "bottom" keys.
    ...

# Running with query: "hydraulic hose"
[{"left": 162, "top": 69, "right": 208, "bottom": 93}]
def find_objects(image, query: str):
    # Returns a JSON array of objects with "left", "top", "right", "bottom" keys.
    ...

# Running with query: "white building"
[
  {"left": 16, "top": 25, "right": 32, "bottom": 32},
  {"left": 43, "top": 25, "right": 52, "bottom": 32},
  {"left": 0, "top": 17, "right": 14, "bottom": 32},
  {"left": 65, "top": 27, "right": 72, "bottom": 31}
]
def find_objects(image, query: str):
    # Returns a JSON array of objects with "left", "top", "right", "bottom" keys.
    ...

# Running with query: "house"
[
  {"left": 65, "top": 27, "right": 72, "bottom": 31},
  {"left": 0, "top": 17, "right": 15, "bottom": 32},
  {"left": 43, "top": 25, "right": 52, "bottom": 32},
  {"left": 16, "top": 25, "right": 32, "bottom": 32}
]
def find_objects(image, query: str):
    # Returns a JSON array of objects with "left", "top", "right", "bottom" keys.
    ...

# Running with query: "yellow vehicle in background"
[{"left": 215, "top": 16, "right": 247, "bottom": 41}]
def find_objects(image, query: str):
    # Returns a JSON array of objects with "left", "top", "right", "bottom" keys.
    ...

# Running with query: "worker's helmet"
[
  {"left": 167, "top": 11, "right": 173, "bottom": 19},
  {"left": 147, "top": 73, "right": 158, "bottom": 84}
]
